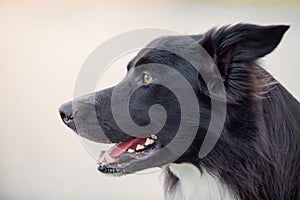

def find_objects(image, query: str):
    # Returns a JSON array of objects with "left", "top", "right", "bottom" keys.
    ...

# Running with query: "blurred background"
[{"left": 0, "top": 1, "right": 299, "bottom": 200}]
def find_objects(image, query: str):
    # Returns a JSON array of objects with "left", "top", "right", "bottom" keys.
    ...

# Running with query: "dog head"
[{"left": 59, "top": 24, "right": 288, "bottom": 175}]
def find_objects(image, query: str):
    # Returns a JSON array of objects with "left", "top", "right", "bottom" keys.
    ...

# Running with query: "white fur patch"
[{"left": 165, "top": 163, "right": 236, "bottom": 200}]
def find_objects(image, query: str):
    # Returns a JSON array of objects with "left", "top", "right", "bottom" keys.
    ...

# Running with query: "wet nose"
[{"left": 59, "top": 102, "right": 74, "bottom": 126}]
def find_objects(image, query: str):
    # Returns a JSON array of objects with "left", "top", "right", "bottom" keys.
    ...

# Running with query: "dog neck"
[{"left": 164, "top": 163, "right": 236, "bottom": 200}]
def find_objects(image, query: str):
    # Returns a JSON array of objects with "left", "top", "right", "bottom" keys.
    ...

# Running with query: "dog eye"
[{"left": 143, "top": 73, "right": 153, "bottom": 84}]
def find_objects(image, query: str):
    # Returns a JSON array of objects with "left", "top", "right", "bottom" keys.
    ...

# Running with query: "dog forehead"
[
  {"left": 131, "top": 35, "right": 202, "bottom": 68},
  {"left": 145, "top": 35, "right": 201, "bottom": 55},
  {"left": 148, "top": 35, "right": 191, "bottom": 47}
]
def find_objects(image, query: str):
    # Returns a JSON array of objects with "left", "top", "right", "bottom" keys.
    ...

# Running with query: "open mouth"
[{"left": 97, "top": 134, "right": 160, "bottom": 175}]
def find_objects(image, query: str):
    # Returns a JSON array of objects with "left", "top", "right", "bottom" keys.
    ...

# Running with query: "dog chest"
[{"left": 165, "top": 163, "right": 235, "bottom": 200}]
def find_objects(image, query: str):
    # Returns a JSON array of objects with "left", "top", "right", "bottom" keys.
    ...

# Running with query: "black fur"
[
  {"left": 59, "top": 24, "right": 300, "bottom": 200},
  {"left": 197, "top": 24, "right": 300, "bottom": 199}
]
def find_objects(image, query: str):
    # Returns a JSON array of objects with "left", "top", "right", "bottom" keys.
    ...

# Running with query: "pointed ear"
[{"left": 199, "top": 24, "right": 289, "bottom": 103}]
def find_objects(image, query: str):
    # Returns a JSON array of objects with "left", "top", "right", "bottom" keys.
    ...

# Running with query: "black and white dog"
[{"left": 59, "top": 24, "right": 300, "bottom": 200}]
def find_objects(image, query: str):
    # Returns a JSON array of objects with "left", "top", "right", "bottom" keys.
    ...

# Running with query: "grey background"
[{"left": 0, "top": 1, "right": 299, "bottom": 200}]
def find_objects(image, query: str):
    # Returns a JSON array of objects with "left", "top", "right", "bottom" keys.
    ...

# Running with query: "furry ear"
[{"left": 199, "top": 24, "right": 289, "bottom": 104}]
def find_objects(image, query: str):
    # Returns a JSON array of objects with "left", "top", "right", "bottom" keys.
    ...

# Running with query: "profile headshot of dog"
[{"left": 59, "top": 23, "right": 300, "bottom": 200}]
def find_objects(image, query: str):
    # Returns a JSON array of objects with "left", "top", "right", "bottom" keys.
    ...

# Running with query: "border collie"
[{"left": 59, "top": 23, "right": 300, "bottom": 200}]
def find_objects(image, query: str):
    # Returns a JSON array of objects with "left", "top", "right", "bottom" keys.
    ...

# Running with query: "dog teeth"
[
  {"left": 127, "top": 148, "right": 134, "bottom": 153},
  {"left": 136, "top": 144, "right": 145, "bottom": 151},
  {"left": 127, "top": 137, "right": 156, "bottom": 153},
  {"left": 151, "top": 134, "right": 158, "bottom": 140},
  {"left": 145, "top": 138, "right": 155, "bottom": 146}
]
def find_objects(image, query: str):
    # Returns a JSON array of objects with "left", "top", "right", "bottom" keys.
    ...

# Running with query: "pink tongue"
[{"left": 108, "top": 138, "right": 146, "bottom": 158}]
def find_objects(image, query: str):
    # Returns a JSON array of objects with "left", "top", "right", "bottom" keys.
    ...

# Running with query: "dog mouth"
[{"left": 97, "top": 134, "right": 160, "bottom": 175}]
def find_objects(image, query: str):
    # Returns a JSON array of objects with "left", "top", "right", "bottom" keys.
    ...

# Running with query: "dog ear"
[{"left": 199, "top": 24, "right": 289, "bottom": 104}]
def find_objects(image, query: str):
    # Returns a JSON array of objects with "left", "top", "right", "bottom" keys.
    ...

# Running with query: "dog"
[{"left": 59, "top": 23, "right": 300, "bottom": 200}]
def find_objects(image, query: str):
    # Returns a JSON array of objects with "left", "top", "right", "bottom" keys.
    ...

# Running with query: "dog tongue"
[{"left": 108, "top": 138, "right": 146, "bottom": 158}]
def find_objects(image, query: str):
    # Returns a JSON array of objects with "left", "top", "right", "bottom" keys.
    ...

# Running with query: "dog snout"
[{"left": 59, "top": 101, "right": 76, "bottom": 127}]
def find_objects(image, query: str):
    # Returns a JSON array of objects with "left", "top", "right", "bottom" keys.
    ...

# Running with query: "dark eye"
[{"left": 143, "top": 73, "right": 153, "bottom": 84}]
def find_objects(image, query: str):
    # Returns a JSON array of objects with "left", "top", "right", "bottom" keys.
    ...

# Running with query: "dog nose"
[{"left": 59, "top": 102, "right": 74, "bottom": 126}]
